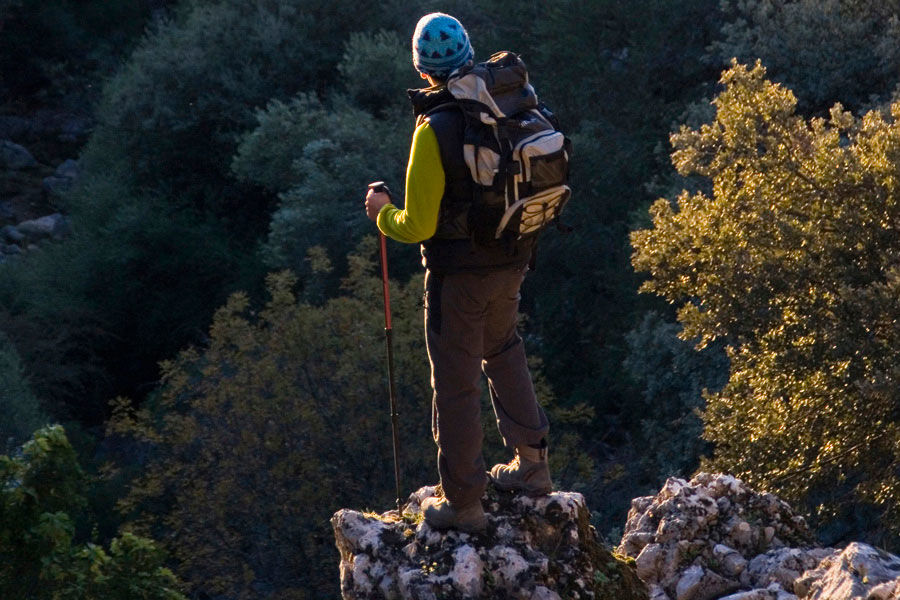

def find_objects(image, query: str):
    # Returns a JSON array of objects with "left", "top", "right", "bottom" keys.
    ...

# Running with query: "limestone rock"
[
  {"left": 332, "top": 485, "right": 647, "bottom": 600},
  {"left": 1, "top": 225, "right": 24, "bottom": 243},
  {"left": 54, "top": 159, "right": 79, "bottom": 179},
  {"left": 616, "top": 473, "right": 900, "bottom": 600},
  {"left": 617, "top": 473, "right": 813, "bottom": 600},
  {"left": 17, "top": 213, "right": 69, "bottom": 240},
  {"left": 718, "top": 582, "right": 797, "bottom": 600},
  {"left": 637, "top": 543, "right": 666, "bottom": 580},
  {"left": 798, "top": 542, "right": 900, "bottom": 600},
  {"left": 42, "top": 159, "right": 80, "bottom": 195},
  {"left": 675, "top": 564, "right": 738, "bottom": 600},
  {"left": 335, "top": 474, "right": 900, "bottom": 600},
  {"left": 718, "top": 590, "right": 773, "bottom": 600},
  {"left": 867, "top": 580, "right": 900, "bottom": 600},
  {"left": 714, "top": 544, "right": 748, "bottom": 577},
  {"left": 0, "top": 140, "right": 37, "bottom": 169},
  {"left": 742, "top": 547, "right": 832, "bottom": 590}
]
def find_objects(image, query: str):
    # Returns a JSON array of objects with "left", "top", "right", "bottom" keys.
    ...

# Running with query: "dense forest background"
[{"left": 3, "top": 0, "right": 900, "bottom": 598}]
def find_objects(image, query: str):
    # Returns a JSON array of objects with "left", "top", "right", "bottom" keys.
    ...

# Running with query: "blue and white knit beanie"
[{"left": 412, "top": 13, "right": 474, "bottom": 80}]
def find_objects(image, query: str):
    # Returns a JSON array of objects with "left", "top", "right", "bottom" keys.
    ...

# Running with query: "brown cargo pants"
[{"left": 424, "top": 267, "right": 550, "bottom": 507}]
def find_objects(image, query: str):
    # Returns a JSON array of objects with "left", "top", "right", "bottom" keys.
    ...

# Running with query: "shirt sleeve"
[{"left": 376, "top": 121, "right": 445, "bottom": 244}]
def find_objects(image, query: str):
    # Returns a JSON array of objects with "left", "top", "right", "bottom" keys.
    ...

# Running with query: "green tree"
[
  {"left": 0, "top": 169, "right": 239, "bottom": 423},
  {"left": 632, "top": 61, "right": 900, "bottom": 547},
  {"left": 108, "top": 244, "right": 434, "bottom": 599},
  {"left": 513, "top": 0, "right": 722, "bottom": 411},
  {"left": 711, "top": 0, "right": 900, "bottom": 113},
  {"left": 90, "top": 0, "right": 395, "bottom": 222},
  {"left": 623, "top": 312, "right": 728, "bottom": 482},
  {"left": 231, "top": 31, "right": 418, "bottom": 285},
  {"left": 110, "top": 240, "right": 592, "bottom": 599},
  {"left": 337, "top": 30, "right": 423, "bottom": 117},
  {"left": 0, "top": 425, "right": 185, "bottom": 600},
  {"left": 0, "top": 0, "right": 148, "bottom": 106},
  {"left": 14, "top": 1, "right": 421, "bottom": 421},
  {"left": 0, "top": 333, "right": 48, "bottom": 452}
]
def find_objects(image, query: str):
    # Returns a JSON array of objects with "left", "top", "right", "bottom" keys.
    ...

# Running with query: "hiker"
[{"left": 364, "top": 12, "right": 554, "bottom": 532}]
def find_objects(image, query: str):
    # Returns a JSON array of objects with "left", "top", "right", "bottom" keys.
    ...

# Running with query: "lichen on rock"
[
  {"left": 332, "top": 485, "right": 647, "bottom": 599},
  {"left": 617, "top": 473, "right": 815, "bottom": 600},
  {"left": 335, "top": 474, "right": 900, "bottom": 599},
  {"left": 796, "top": 542, "right": 900, "bottom": 600},
  {"left": 616, "top": 472, "right": 900, "bottom": 600}
]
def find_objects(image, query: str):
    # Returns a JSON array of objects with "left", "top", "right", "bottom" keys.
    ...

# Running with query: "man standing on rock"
[{"left": 364, "top": 12, "right": 551, "bottom": 533}]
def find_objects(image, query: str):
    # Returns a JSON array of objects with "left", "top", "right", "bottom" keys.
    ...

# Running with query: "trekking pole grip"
[{"left": 368, "top": 181, "right": 393, "bottom": 330}]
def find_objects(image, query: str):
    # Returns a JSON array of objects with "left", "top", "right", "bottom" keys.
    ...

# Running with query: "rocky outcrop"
[
  {"left": 0, "top": 111, "right": 83, "bottom": 251},
  {"left": 332, "top": 485, "right": 647, "bottom": 600},
  {"left": 334, "top": 474, "right": 900, "bottom": 599},
  {"left": 0, "top": 132, "right": 78, "bottom": 263},
  {"left": 617, "top": 473, "right": 900, "bottom": 600},
  {"left": 0, "top": 212, "right": 70, "bottom": 263},
  {"left": 795, "top": 543, "right": 900, "bottom": 600},
  {"left": 618, "top": 473, "right": 815, "bottom": 600}
]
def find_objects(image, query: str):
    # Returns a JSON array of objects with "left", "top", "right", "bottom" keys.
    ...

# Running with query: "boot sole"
[{"left": 422, "top": 499, "right": 488, "bottom": 533}]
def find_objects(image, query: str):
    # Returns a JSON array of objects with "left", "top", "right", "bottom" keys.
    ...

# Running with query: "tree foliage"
[
  {"left": 90, "top": 0, "right": 392, "bottom": 218},
  {"left": 231, "top": 29, "right": 422, "bottom": 285},
  {"left": 110, "top": 245, "right": 431, "bottom": 599},
  {"left": 632, "top": 61, "right": 900, "bottom": 546},
  {"left": 338, "top": 29, "right": 423, "bottom": 117},
  {"left": 232, "top": 91, "right": 412, "bottom": 281},
  {"left": 20, "top": 1, "right": 424, "bottom": 418},
  {"left": 0, "top": 169, "right": 240, "bottom": 423},
  {"left": 514, "top": 0, "right": 722, "bottom": 411},
  {"left": 0, "top": 333, "right": 47, "bottom": 452},
  {"left": 711, "top": 0, "right": 900, "bottom": 113},
  {"left": 623, "top": 312, "right": 728, "bottom": 481},
  {"left": 0, "top": 426, "right": 185, "bottom": 600},
  {"left": 0, "top": 0, "right": 148, "bottom": 105},
  {"left": 109, "top": 239, "right": 593, "bottom": 599}
]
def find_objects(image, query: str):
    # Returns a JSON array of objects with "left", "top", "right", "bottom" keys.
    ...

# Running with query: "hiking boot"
[
  {"left": 489, "top": 439, "right": 552, "bottom": 496},
  {"left": 422, "top": 496, "right": 487, "bottom": 533}
]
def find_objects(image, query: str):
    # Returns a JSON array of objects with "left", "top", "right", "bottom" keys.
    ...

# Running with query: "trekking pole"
[{"left": 368, "top": 181, "right": 403, "bottom": 514}]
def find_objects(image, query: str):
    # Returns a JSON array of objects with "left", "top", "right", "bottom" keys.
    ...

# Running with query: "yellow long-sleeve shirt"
[{"left": 376, "top": 121, "right": 445, "bottom": 243}]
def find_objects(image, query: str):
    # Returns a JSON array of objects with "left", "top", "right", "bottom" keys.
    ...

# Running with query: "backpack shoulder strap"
[{"left": 419, "top": 101, "right": 462, "bottom": 125}]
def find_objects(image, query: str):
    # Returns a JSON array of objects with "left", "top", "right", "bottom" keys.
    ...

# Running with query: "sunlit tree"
[{"left": 632, "top": 61, "right": 900, "bottom": 547}]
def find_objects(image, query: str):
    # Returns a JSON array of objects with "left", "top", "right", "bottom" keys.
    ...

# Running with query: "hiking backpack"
[{"left": 440, "top": 51, "right": 572, "bottom": 244}]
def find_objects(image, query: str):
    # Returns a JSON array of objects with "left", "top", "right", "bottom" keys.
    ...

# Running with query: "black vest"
[{"left": 409, "top": 86, "right": 534, "bottom": 273}]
